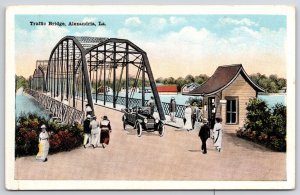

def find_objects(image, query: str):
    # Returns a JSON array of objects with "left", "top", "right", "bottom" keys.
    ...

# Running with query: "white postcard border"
[{"left": 5, "top": 5, "right": 295, "bottom": 190}]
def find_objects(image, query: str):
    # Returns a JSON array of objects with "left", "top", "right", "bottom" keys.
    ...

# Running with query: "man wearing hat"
[
  {"left": 169, "top": 97, "right": 176, "bottom": 122},
  {"left": 198, "top": 118, "right": 210, "bottom": 154},
  {"left": 83, "top": 115, "right": 92, "bottom": 148},
  {"left": 147, "top": 96, "right": 155, "bottom": 115},
  {"left": 36, "top": 124, "right": 50, "bottom": 162}
]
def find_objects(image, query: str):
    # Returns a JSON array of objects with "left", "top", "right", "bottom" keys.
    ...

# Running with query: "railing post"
[
  {"left": 113, "top": 42, "right": 116, "bottom": 108},
  {"left": 125, "top": 43, "right": 129, "bottom": 109},
  {"left": 103, "top": 44, "right": 106, "bottom": 106},
  {"left": 142, "top": 62, "right": 145, "bottom": 107},
  {"left": 72, "top": 41, "right": 76, "bottom": 107}
]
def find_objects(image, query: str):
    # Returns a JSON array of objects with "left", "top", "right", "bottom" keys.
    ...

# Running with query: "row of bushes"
[
  {"left": 236, "top": 99, "right": 286, "bottom": 152},
  {"left": 15, "top": 113, "right": 83, "bottom": 157}
]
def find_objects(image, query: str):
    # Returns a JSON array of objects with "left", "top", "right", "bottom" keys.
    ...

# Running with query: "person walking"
[
  {"left": 90, "top": 116, "right": 100, "bottom": 148},
  {"left": 199, "top": 107, "right": 204, "bottom": 122},
  {"left": 191, "top": 102, "right": 199, "bottom": 129},
  {"left": 198, "top": 118, "right": 210, "bottom": 154},
  {"left": 183, "top": 103, "right": 193, "bottom": 131},
  {"left": 83, "top": 115, "right": 92, "bottom": 148},
  {"left": 213, "top": 117, "right": 223, "bottom": 152},
  {"left": 169, "top": 97, "right": 176, "bottom": 122},
  {"left": 100, "top": 115, "right": 112, "bottom": 148},
  {"left": 36, "top": 124, "right": 50, "bottom": 162},
  {"left": 147, "top": 96, "right": 155, "bottom": 115}
]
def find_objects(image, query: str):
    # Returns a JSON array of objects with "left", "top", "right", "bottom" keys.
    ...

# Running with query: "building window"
[{"left": 226, "top": 97, "right": 238, "bottom": 124}]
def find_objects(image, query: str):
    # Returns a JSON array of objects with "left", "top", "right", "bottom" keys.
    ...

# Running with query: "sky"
[{"left": 15, "top": 14, "right": 287, "bottom": 79}]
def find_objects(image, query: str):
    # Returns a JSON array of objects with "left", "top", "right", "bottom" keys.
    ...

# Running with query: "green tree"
[
  {"left": 185, "top": 74, "right": 195, "bottom": 83},
  {"left": 163, "top": 77, "right": 176, "bottom": 84},
  {"left": 271, "top": 103, "right": 286, "bottom": 137},
  {"left": 155, "top": 77, "right": 164, "bottom": 84},
  {"left": 250, "top": 73, "right": 286, "bottom": 93},
  {"left": 175, "top": 77, "right": 185, "bottom": 92},
  {"left": 194, "top": 74, "right": 209, "bottom": 85},
  {"left": 269, "top": 103, "right": 286, "bottom": 151},
  {"left": 15, "top": 75, "right": 29, "bottom": 91},
  {"left": 245, "top": 98, "right": 272, "bottom": 135}
]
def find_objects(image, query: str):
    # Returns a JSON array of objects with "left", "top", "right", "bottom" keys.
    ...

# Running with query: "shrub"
[
  {"left": 15, "top": 113, "right": 83, "bottom": 157},
  {"left": 237, "top": 99, "right": 286, "bottom": 152},
  {"left": 186, "top": 97, "right": 202, "bottom": 107},
  {"left": 244, "top": 98, "right": 272, "bottom": 136}
]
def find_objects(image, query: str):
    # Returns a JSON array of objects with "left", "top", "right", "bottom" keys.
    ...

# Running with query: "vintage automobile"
[{"left": 121, "top": 106, "right": 165, "bottom": 137}]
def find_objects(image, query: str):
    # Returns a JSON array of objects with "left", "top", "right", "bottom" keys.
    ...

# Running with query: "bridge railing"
[
  {"left": 93, "top": 94, "right": 186, "bottom": 119},
  {"left": 27, "top": 89, "right": 84, "bottom": 125}
]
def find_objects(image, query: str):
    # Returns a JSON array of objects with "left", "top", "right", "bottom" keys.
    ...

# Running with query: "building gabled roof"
[{"left": 188, "top": 64, "right": 264, "bottom": 96}]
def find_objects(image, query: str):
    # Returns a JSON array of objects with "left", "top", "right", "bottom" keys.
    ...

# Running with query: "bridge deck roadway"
[{"left": 15, "top": 103, "right": 286, "bottom": 181}]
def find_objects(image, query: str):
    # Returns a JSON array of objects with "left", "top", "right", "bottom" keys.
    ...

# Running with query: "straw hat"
[
  {"left": 40, "top": 124, "right": 46, "bottom": 129},
  {"left": 87, "top": 115, "right": 91, "bottom": 119}
]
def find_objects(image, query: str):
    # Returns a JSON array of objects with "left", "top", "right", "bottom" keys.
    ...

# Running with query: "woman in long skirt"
[
  {"left": 100, "top": 116, "right": 112, "bottom": 148},
  {"left": 183, "top": 104, "right": 193, "bottom": 131},
  {"left": 213, "top": 117, "right": 223, "bottom": 152},
  {"left": 36, "top": 124, "right": 49, "bottom": 162}
]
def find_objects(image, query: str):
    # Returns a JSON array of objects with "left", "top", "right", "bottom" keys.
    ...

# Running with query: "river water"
[
  {"left": 15, "top": 94, "right": 49, "bottom": 119},
  {"left": 105, "top": 92, "right": 286, "bottom": 107},
  {"left": 16, "top": 91, "right": 285, "bottom": 119}
]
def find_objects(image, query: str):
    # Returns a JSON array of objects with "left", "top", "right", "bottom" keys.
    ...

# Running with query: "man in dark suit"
[
  {"left": 83, "top": 115, "right": 92, "bottom": 148},
  {"left": 198, "top": 118, "right": 210, "bottom": 154}
]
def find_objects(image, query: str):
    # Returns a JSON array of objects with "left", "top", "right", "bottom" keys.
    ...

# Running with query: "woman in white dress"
[
  {"left": 90, "top": 116, "right": 100, "bottom": 148},
  {"left": 213, "top": 117, "right": 223, "bottom": 152},
  {"left": 183, "top": 104, "right": 193, "bottom": 131},
  {"left": 36, "top": 124, "right": 50, "bottom": 162}
]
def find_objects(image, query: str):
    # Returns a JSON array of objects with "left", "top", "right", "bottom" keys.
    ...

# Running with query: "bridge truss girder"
[
  {"left": 86, "top": 38, "right": 165, "bottom": 120},
  {"left": 43, "top": 36, "right": 165, "bottom": 120}
]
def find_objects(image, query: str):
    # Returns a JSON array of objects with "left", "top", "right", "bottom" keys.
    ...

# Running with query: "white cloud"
[
  {"left": 167, "top": 26, "right": 213, "bottom": 44},
  {"left": 117, "top": 28, "right": 144, "bottom": 41},
  {"left": 169, "top": 16, "right": 187, "bottom": 25},
  {"left": 150, "top": 17, "right": 167, "bottom": 30},
  {"left": 219, "top": 17, "right": 258, "bottom": 26},
  {"left": 231, "top": 26, "right": 261, "bottom": 39},
  {"left": 73, "top": 27, "right": 111, "bottom": 38},
  {"left": 118, "top": 25, "right": 286, "bottom": 78},
  {"left": 124, "top": 17, "right": 142, "bottom": 26},
  {"left": 15, "top": 26, "right": 70, "bottom": 77},
  {"left": 15, "top": 18, "right": 286, "bottom": 79}
]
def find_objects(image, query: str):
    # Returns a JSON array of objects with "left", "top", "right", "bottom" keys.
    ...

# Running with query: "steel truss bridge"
[{"left": 29, "top": 36, "right": 180, "bottom": 124}]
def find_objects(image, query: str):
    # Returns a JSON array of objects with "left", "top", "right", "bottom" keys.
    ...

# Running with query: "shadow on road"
[{"left": 188, "top": 150, "right": 201, "bottom": 152}]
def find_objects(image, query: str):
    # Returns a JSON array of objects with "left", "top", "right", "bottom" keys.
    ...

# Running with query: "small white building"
[{"left": 181, "top": 83, "right": 200, "bottom": 94}]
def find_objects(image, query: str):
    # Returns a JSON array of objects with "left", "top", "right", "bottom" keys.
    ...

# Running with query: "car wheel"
[
  {"left": 137, "top": 123, "right": 142, "bottom": 137},
  {"left": 159, "top": 124, "right": 165, "bottom": 137}
]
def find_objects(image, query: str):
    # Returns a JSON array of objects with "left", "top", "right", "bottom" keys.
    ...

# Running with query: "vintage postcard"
[{"left": 5, "top": 5, "right": 295, "bottom": 190}]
